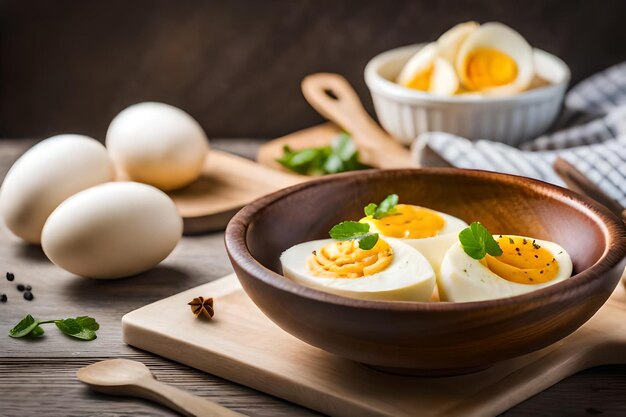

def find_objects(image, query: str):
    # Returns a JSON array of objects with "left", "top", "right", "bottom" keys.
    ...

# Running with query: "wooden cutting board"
[
  {"left": 167, "top": 150, "right": 303, "bottom": 234},
  {"left": 168, "top": 125, "right": 342, "bottom": 234},
  {"left": 256, "top": 123, "right": 342, "bottom": 173},
  {"left": 122, "top": 273, "right": 626, "bottom": 417}
]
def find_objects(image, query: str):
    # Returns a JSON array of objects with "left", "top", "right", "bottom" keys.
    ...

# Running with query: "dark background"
[{"left": 1, "top": 0, "right": 625, "bottom": 140}]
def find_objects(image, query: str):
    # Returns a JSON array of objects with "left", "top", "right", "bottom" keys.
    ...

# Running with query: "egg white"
[
  {"left": 455, "top": 22, "right": 534, "bottom": 96},
  {"left": 396, "top": 43, "right": 459, "bottom": 95},
  {"left": 437, "top": 21, "right": 479, "bottom": 64},
  {"left": 364, "top": 210, "right": 468, "bottom": 274},
  {"left": 280, "top": 238, "right": 435, "bottom": 302},
  {"left": 430, "top": 58, "right": 459, "bottom": 95},
  {"left": 438, "top": 236, "right": 573, "bottom": 302}
]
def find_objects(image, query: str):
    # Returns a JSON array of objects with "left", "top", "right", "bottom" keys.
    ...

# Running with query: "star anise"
[{"left": 188, "top": 296, "right": 214, "bottom": 319}]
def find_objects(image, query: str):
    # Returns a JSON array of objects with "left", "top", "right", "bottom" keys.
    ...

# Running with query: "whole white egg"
[
  {"left": 439, "top": 235, "right": 573, "bottom": 302},
  {"left": 106, "top": 102, "right": 210, "bottom": 191},
  {"left": 280, "top": 238, "right": 435, "bottom": 301},
  {"left": 0, "top": 134, "right": 114, "bottom": 244},
  {"left": 41, "top": 182, "right": 183, "bottom": 279}
]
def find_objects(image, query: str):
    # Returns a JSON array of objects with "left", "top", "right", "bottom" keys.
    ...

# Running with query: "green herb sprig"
[
  {"left": 9, "top": 314, "right": 99, "bottom": 341},
  {"left": 329, "top": 221, "right": 379, "bottom": 250},
  {"left": 458, "top": 222, "right": 503, "bottom": 260},
  {"left": 277, "top": 133, "right": 368, "bottom": 176},
  {"left": 364, "top": 194, "right": 399, "bottom": 219}
]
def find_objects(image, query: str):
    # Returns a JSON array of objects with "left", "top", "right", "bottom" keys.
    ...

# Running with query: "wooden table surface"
[{"left": 1, "top": 138, "right": 625, "bottom": 417}]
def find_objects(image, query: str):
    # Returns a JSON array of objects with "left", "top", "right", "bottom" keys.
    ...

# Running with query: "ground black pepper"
[
  {"left": 23, "top": 291, "right": 33, "bottom": 301},
  {"left": 6, "top": 272, "right": 14, "bottom": 281},
  {"left": 0, "top": 294, "right": 7, "bottom": 302},
  {"left": 17, "top": 284, "right": 25, "bottom": 292}
]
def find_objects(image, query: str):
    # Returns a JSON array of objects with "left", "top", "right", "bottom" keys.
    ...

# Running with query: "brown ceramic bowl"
[{"left": 225, "top": 169, "right": 626, "bottom": 375}]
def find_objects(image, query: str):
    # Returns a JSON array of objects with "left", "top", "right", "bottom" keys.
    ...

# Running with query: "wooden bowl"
[{"left": 225, "top": 169, "right": 626, "bottom": 375}]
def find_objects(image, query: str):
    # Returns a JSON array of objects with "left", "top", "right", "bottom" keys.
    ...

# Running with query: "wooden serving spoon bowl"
[
  {"left": 225, "top": 169, "right": 626, "bottom": 376},
  {"left": 77, "top": 359, "right": 244, "bottom": 417}
]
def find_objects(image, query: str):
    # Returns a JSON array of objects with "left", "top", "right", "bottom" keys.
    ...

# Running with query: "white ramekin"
[{"left": 364, "top": 44, "right": 571, "bottom": 146}]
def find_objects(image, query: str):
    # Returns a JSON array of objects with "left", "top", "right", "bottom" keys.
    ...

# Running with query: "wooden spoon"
[
  {"left": 301, "top": 73, "right": 415, "bottom": 169},
  {"left": 77, "top": 359, "right": 245, "bottom": 417}
]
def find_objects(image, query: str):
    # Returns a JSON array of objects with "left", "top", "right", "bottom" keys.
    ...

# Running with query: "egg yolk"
[
  {"left": 360, "top": 204, "right": 445, "bottom": 239},
  {"left": 485, "top": 236, "right": 559, "bottom": 284},
  {"left": 464, "top": 48, "right": 518, "bottom": 90},
  {"left": 307, "top": 238, "right": 393, "bottom": 278},
  {"left": 405, "top": 66, "right": 433, "bottom": 91}
]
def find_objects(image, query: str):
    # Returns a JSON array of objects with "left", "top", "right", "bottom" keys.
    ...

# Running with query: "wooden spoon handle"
[
  {"left": 301, "top": 73, "right": 414, "bottom": 169},
  {"left": 135, "top": 378, "right": 245, "bottom": 417}
]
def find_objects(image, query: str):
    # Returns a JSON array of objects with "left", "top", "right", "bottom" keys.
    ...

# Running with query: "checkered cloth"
[{"left": 414, "top": 62, "right": 626, "bottom": 209}]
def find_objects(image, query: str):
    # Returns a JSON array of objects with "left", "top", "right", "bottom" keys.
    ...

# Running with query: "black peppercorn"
[
  {"left": 6, "top": 272, "right": 14, "bottom": 281},
  {"left": 17, "top": 284, "right": 25, "bottom": 292},
  {"left": 0, "top": 294, "right": 7, "bottom": 302},
  {"left": 23, "top": 291, "right": 33, "bottom": 301}
]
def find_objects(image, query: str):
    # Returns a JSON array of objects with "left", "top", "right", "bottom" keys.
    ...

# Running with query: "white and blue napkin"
[{"left": 414, "top": 62, "right": 626, "bottom": 209}]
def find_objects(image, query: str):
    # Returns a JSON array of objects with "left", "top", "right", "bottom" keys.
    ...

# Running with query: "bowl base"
[{"left": 363, "top": 363, "right": 491, "bottom": 377}]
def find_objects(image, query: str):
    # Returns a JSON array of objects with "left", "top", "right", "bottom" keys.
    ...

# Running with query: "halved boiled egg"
[
  {"left": 280, "top": 237, "right": 435, "bottom": 301},
  {"left": 437, "top": 21, "right": 479, "bottom": 64},
  {"left": 439, "top": 235, "right": 573, "bottom": 302},
  {"left": 456, "top": 22, "right": 534, "bottom": 96},
  {"left": 360, "top": 205, "right": 467, "bottom": 272},
  {"left": 396, "top": 43, "right": 459, "bottom": 95}
]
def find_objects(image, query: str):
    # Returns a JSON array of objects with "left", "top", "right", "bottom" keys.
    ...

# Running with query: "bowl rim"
[
  {"left": 225, "top": 168, "right": 626, "bottom": 312},
  {"left": 364, "top": 43, "right": 572, "bottom": 105}
]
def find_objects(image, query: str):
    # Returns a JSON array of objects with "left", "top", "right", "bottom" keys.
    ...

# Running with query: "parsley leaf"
[
  {"left": 364, "top": 194, "right": 399, "bottom": 219},
  {"left": 8, "top": 315, "right": 99, "bottom": 341},
  {"left": 364, "top": 203, "right": 378, "bottom": 217},
  {"left": 328, "top": 221, "right": 379, "bottom": 250},
  {"left": 55, "top": 316, "right": 99, "bottom": 340},
  {"left": 8, "top": 314, "right": 41, "bottom": 338},
  {"left": 357, "top": 233, "right": 380, "bottom": 250},
  {"left": 276, "top": 133, "right": 368, "bottom": 176},
  {"left": 458, "top": 222, "right": 503, "bottom": 260},
  {"left": 30, "top": 326, "right": 45, "bottom": 337}
]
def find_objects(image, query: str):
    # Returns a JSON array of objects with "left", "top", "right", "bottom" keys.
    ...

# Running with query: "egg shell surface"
[
  {"left": 106, "top": 102, "right": 210, "bottom": 191},
  {"left": 42, "top": 182, "right": 183, "bottom": 279},
  {"left": 280, "top": 238, "right": 435, "bottom": 302},
  {"left": 0, "top": 134, "right": 114, "bottom": 244}
]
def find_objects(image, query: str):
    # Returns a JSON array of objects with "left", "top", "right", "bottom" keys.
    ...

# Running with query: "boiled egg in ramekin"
[
  {"left": 359, "top": 204, "right": 467, "bottom": 272},
  {"left": 280, "top": 237, "right": 435, "bottom": 301},
  {"left": 437, "top": 21, "right": 479, "bottom": 64},
  {"left": 455, "top": 22, "right": 534, "bottom": 96},
  {"left": 396, "top": 43, "right": 459, "bottom": 95},
  {"left": 439, "top": 235, "right": 573, "bottom": 302}
]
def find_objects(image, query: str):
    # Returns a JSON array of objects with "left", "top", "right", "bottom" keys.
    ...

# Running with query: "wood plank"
[
  {"left": 168, "top": 150, "right": 303, "bottom": 234},
  {"left": 1, "top": 138, "right": 626, "bottom": 417},
  {"left": 122, "top": 273, "right": 626, "bottom": 417},
  {"left": 0, "top": 357, "right": 321, "bottom": 417}
]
